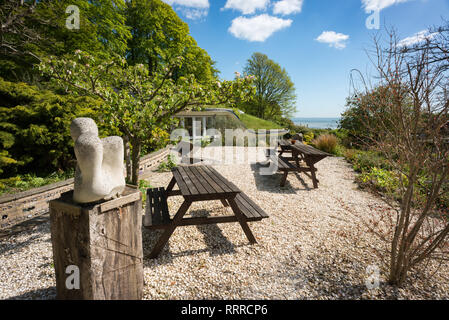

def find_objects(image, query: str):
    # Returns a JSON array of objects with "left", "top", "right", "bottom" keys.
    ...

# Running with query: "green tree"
[
  {"left": 339, "top": 95, "right": 372, "bottom": 147},
  {"left": 241, "top": 52, "right": 297, "bottom": 121},
  {"left": 40, "top": 51, "right": 254, "bottom": 185},
  {"left": 125, "top": 0, "right": 217, "bottom": 83},
  {"left": 0, "top": 0, "right": 130, "bottom": 82},
  {"left": 0, "top": 77, "right": 100, "bottom": 177},
  {"left": 36, "top": 0, "right": 130, "bottom": 57},
  {"left": 340, "top": 85, "right": 413, "bottom": 147}
]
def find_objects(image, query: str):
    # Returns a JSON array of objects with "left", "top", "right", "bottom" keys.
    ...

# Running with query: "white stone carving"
[{"left": 70, "top": 118, "right": 126, "bottom": 203}]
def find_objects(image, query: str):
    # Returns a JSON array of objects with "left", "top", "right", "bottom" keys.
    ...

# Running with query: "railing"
[{"left": 0, "top": 146, "right": 171, "bottom": 229}]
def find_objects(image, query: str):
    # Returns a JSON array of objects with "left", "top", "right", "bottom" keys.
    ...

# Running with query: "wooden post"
[
  {"left": 49, "top": 186, "right": 144, "bottom": 300},
  {"left": 192, "top": 116, "right": 197, "bottom": 140},
  {"left": 202, "top": 116, "right": 207, "bottom": 138}
]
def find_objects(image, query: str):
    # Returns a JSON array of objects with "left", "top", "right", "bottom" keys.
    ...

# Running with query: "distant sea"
[{"left": 291, "top": 117, "right": 340, "bottom": 130}]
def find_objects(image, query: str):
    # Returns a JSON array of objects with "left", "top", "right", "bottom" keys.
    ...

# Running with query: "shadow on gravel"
[
  {"left": 191, "top": 209, "right": 237, "bottom": 257},
  {"left": 0, "top": 234, "right": 43, "bottom": 256},
  {"left": 0, "top": 216, "right": 51, "bottom": 256},
  {"left": 0, "top": 213, "right": 50, "bottom": 240},
  {"left": 250, "top": 163, "right": 312, "bottom": 193},
  {"left": 142, "top": 208, "right": 240, "bottom": 267},
  {"left": 276, "top": 251, "right": 448, "bottom": 300},
  {"left": 7, "top": 286, "right": 56, "bottom": 300},
  {"left": 293, "top": 258, "right": 368, "bottom": 300},
  {"left": 142, "top": 227, "right": 174, "bottom": 266}
]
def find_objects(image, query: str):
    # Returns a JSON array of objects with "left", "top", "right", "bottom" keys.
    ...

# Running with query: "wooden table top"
[
  {"left": 279, "top": 140, "right": 332, "bottom": 157},
  {"left": 172, "top": 165, "right": 241, "bottom": 198}
]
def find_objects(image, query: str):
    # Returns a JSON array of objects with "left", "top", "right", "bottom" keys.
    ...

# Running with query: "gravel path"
[{"left": 1, "top": 148, "right": 448, "bottom": 299}]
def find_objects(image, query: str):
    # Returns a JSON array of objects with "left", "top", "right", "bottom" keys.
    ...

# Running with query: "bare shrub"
[{"left": 351, "top": 27, "right": 449, "bottom": 286}]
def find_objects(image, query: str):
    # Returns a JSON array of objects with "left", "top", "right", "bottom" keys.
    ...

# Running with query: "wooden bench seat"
[
  {"left": 272, "top": 155, "right": 297, "bottom": 172},
  {"left": 265, "top": 149, "right": 296, "bottom": 168},
  {"left": 234, "top": 192, "right": 269, "bottom": 221},
  {"left": 144, "top": 187, "right": 171, "bottom": 227},
  {"left": 264, "top": 149, "right": 301, "bottom": 187}
]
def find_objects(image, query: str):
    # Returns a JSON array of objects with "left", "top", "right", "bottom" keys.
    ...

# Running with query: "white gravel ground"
[{"left": 1, "top": 147, "right": 448, "bottom": 300}]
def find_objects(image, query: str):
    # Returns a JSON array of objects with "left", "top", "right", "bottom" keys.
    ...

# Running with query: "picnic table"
[
  {"left": 266, "top": 140, "right": 331, "bottom": 188},
  {"left": 144, "top": 165, "right": 268, "bottom": 259}
]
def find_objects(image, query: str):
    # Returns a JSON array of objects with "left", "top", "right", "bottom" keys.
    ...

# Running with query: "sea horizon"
[{"left": 291, "top": 117, "right": 341, "bottom": 130}]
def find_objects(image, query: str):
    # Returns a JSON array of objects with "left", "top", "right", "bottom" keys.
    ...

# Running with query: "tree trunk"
[
  {"left": 131, "top": 140, "right": 141, "bottom": 186},
  {"left": 389, "top": 178, "right": 416, "bottom": 286},
  {"left": 389, "top": 263, "right": 410, "bottom": 286},
  {"left": 124, "top": 135, "right": 132, "bottom": 183}
]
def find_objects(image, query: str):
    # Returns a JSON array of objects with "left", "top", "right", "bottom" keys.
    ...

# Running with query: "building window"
[
  {"left": 206, "top": 116, "right": 215, "bottom": 131},
  {"left": 184, "top": 117, "right": 193, "bottom": 137}
]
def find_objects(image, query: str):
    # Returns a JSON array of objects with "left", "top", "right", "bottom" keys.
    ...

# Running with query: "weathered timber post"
[{"left": 49, "top": 186, "right": 143, "bottom": 300}]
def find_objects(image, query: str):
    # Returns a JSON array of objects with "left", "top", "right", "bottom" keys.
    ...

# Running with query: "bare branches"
[
  {"left": 352, "top": 26, "right": 449, "bottom": 286},
  {"left": 0, "top": 0, "right": 42, "bottom": 61}
]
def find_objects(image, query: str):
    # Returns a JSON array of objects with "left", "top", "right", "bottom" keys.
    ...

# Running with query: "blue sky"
[{"left": 163, "top": 0, "right": 449, "bottom": 118}]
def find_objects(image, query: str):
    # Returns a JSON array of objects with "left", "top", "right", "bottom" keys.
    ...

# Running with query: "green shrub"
[
  {"left": 201, "top": 138, "right": 212, "bottom": 148},
  {"left": 436, "top": 185, "right": 449, "bottom": 210},
  {"left": 276, "top": 117, "right": 296, "bottom": 130},
  {"left": 343, "top": 148, "right": 358, "bottom": 162},
  {"left": 0, "top": 170, "right": 74, "bottom": 195},
  {"left": 138, "top": 179, "right": 152, "bottom": 205},
  {"left": 331, "top": 128, "right": 352, "bottom": 148},
  {"left": 343, "top": 147, "right": 449, "bottom": 211},
  {"left": 157, "top": 155, "right": 177, "bottom": 173},
  {"left": 350, "top": 150, "right": 391, "bottom": 173},
  {"left": 333, "top": 144, "right": 346, "bottom": 157},
  {"left": 303, "top": 132, "right": 315, "bottom": 144},
  {"left": 358, "top": 167, "right": 402, "bottom": 195}
]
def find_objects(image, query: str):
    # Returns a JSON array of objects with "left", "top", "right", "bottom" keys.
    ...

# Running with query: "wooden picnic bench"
[
  {"left": 265, "top": 149, "right": 298, "bottom": 187},
  {"left": 144, "top": 165, "right": 268, "bottom": 259},
  {"left": 265, "top": 140, "right": 332, "bottom": 188}
]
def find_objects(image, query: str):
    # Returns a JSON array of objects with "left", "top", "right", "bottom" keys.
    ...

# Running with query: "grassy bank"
[
  {"left": 237, "top": 112, "right": 284, "bottom": 130},
  {"left": 0, "top": 171, "right": 74, "bottom": 196}
]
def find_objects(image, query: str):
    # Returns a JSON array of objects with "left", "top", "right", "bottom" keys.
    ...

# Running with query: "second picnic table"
[
  {"left": 144, "top": 165, "right": 268, "bottom": 259},
  {"left": 266, "top": 139, "right": 331, "bottom": 188}
]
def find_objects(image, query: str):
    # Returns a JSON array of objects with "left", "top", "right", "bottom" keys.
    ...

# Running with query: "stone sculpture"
[{"left": 70, "top": 118, "right": 126, "bottom": 203}]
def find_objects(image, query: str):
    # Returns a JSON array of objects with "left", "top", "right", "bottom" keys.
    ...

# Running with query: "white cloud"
[
  {"left": 163, "top": 0, "right": 209, "bottom": 20},
  {"left": 163, "top": 0, "right": 209, "bottom": 8},
  {"left": 316, "top": 31, "right": 350, "bottom": 49},
  {"left": 223, "top": 0, "right": 270, "bottom": 15},
  {"left": 229, "top": 14, "right": 292, "bottom": 42},
  {"left": 181, "top": 8, "right": 209, "bottom": 20},
  {"left": 398, "top": 30, "right": 438, "bottom": 47},
  {"left": 273, "top": 0, "right": 304, "bottom": 15},
  {"left": 362, "top": 0, "right": 411, "bottom": 12}
]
